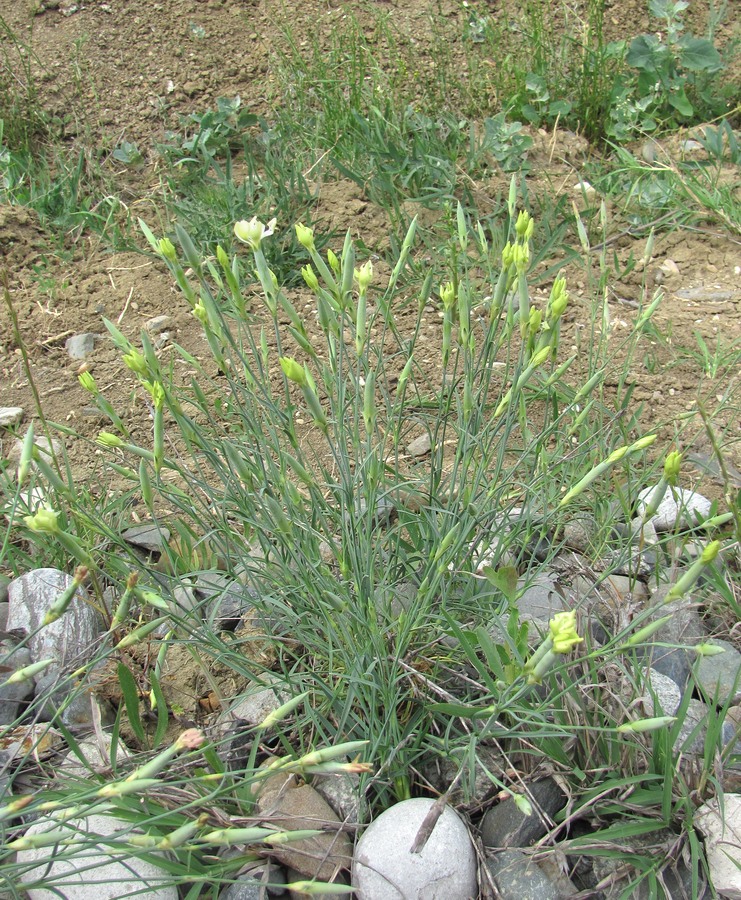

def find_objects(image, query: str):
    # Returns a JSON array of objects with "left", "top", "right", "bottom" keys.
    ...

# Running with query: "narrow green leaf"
[{"left": 117, "top": 662, "right": 146, "bottom": 746}]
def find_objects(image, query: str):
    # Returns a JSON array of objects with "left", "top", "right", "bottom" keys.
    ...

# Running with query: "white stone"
[
  {"left": 353, "top": 798, "right": 477, "bottom": 899},
  {"left": 0, "top": 407, "right": 24, "bottom": 428},
  {"left": 641, "top": 669, "right": 681, "bottom": 716},
  {"left": 7, "top": 569, "right": 102, "bottom": 678},
  {"left": 636, "top": 485, "right": 712, "bottom": 531},
  {"left": 17, "top": 813, "right": 178, "bottom": 899},
  {"left": 59, "top": 735, "right": 132, "bottom": 778},
  {"left": 695, "top": 794, "right": 741, "bottom": 899}
]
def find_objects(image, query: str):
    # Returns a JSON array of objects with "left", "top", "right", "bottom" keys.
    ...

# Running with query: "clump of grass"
[{"left": 2, "top": 180, "right": 738, "bottom": 894}]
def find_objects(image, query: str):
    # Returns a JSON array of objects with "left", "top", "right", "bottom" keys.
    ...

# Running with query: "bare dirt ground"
[{"left": 1, "top": 0, "right": 740, "bottom": 494}]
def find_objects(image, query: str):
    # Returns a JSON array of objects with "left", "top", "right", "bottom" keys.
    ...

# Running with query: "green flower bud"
[
  {"left": 501, "top": 241, "right": 515, "bottom": 269},
  {"left": 78, "top": 371, "right": 98, "bottom": 394},
  {"left": 96, "top": 431, "right": 126, "bottom": 449},
  {"left": 355, "top": 260, "right": 373, "bottom": 292},
  {"left": 280, "top": 356, "right": 308, "bottom": 386},
  {"left": 123, "top": 348, "right": 149, "bottom": 377},
  {"left": 701, "top": 540, "right": 721, "bottom": 564},
  {"left": 24, "top": 508, "right": 60, "bottom": 534},
  {"left": 327, "top": 249, "right": 340, "bottom": 276},
  {"left": 664, "top": 451, "right": 682, "bottom": 485},
  {"left": 193, "top": 299, "right": 209, "bottom": 325},
  {"left": 302, "top": 264, "right": 319, "bottom": 291},
  {"left": 617, "top": 716, "right": 677, "bottom": 734},
  {"left": 515, "top": 210, "right": 533, "bottom": 241},
  {"left": 158, "top": 238, "right": 177, "bottom": 263},
  {"left": 514, "top": 242, "right": 529, "bottom": 274},
  {"left": 216, "top": 244, "right": 230, "bottom": 271},
  {"left": 295, "top": 222, "right": 315, "bottom": 252},
  {"left": 440, "top": 282, "right": 456, "bottom": 310}
]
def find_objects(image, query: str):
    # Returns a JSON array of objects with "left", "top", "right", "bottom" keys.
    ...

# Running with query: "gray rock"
[
  {"left": 170, "top": 584, "right": 201, "bottom": 617},
  {"left": 17, "top": 813, "right": 178, "bottom": 899},
  {"left": 480, "top": 778, "right": 566, "bottom": 848},
  {"left": 35, "top": 667, "right": 115, "bottom": 732},
  {"left": 219, "top": 881, "right": 263, "bottom": 900},
  {"left": 407, "top": 433, "right": 432, "bottom": 457},
  {"left": 675, "top": 287, "right": 738, "bottom": 302},
  {"left": 636, "top": 485, "right": 712, "bottom": 531},
  {"left": 219, "top": 674, "right": 289, "bottom": 731},
  {"left": 641, "top": 669, "right": 681, "bottom": 716},
  {"left": 121, "top": 523, "right": 171, "bottom": 552},
  {"left": 639, "top": 593, "right": 706, "bottom": 688},
  {"left": 353, "top": 798, "right": 477, "bottom": 899},
  {"left": 696, "top": 639, "right": 741, "bottom": 705},
  {"left": 0, "top": 407, "right": 23, "bottom": 428},
  {"left": 7, "top": 569, "right": 102, "bottom": 678},
  {"left": 0, "top": 597, "right": 8, "bottom": 624},
  {"left": 694, "top": 795, "right": 741, "bottom": 899},
  {"left": 193, "top": 573, "right": 255, "bottom": 628},
  {"left": 562, "top": 513, "right": 597, "bottom": 554},
  {"left": 486, "top": 849, "right": 563, "bottom": 900},
  {"left": 65, "top": 333, "right": 96, "bottom": 359},
  {"left": 676, "top": 699, "right": 709, "bottom": 754},
  {"left": 313, "top": 772, "right": 363, "bottom": 826},
  {"left": 513, "top": 572, "right": 566, "bottom": 627},
  {"left": 144, "top": 315, "right": 172, "bottom": 334},
  {"left": 0, "top": 642, "right": 34, "bottom": 725},
  {"left": 58, "top": 734, "right": 132, "bottom": 778}
]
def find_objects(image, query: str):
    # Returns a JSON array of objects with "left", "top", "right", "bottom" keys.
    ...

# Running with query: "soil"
[{"left": 0, "top": 0, "right": 740, "bottom": 719}]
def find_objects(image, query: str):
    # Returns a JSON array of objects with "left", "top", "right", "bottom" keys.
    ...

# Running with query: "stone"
[
  {"left": 480, "top": 778, "right": 566, "bottom": 848},
  {"left": 695, "top": 795, "right": 741, "bottom": 899},
  {"left": 407, "top": 433, "right": 431, "bottom": 457},
  {"left": 7, "top": 569, "right": 102, "bottom": 679},
  {"left": 193, "top": 573, "right": 255, "bottom": 628},
  {"left": 65, "top": 333, "right": 96, "bottom": 359},
  {"left": 696, "top": 639, "right": 741, "bottom": 705},
  {"left": 486, "top": 849, "right": 563, "bottom": 900},
  {"left": 675, "top": 699, "right": 709, "bottom": 754},
  {"left": 144, "top": 315, "right": 172, "bottom": 334},
  {"left": 512, "top": 572, "right": 566, "bottom": 628},
  {"left": 641, "top": 669, "right": 681, "bottom": 717},
  {"left": 121, "top": 523, "right": 171, "bottom": 552},
  {"left": 0, "top": 642, "right": 34, "bottom": 726},
  {"left": 16, "top": 813, "right": 178, "bottom": 899},
  {"left": 353, "top": 798, "right": 477, "bottom": 899},
  {"left": 35, "top": 668, "right": 115, "bottom": 732},
  {"left": 256, "top": 773, "right": 352, "bottom": 882},
  {"left": 562, "top": 513, "right": 597, "bottom": 554},
  {"left": 221, "top": 675, "right": 288, "bottom": 728},
  {"left": 58, "top": 734, "right": 132, "bottom": 778},
  {"left": 0, "top": 407, "right": 23, "bottom": 428},
  {"left": 639, "top": 593, "right": 706, "bottom": 688},
  {"left": 313, "top": 772, "right": 363, "bottom": 825},
  {"left": 659, "top": 258, "right": 680, "bottom": 278},
  {"left": 636, "top": 485, "right": 712, "bottom": 531}
]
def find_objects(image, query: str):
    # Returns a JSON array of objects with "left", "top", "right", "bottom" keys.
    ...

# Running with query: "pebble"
[
  {"left": 7, "top": 569, "right": 102, "bottom": 681},
  {"left": 144, "top": 315, "right": 172, "bottom": 334},
  {"left": 638, "top": 593, "right": 706, "bottom": 688},
  {"left": 17, "top": 813, "right": 178, "bottom": 899},
  {"left": 480, "top": 778, "right": 565, "bottom": 848},
  {"left": 487, "top": 848, "right": 564, "bottom": 900},
  {"left": 695, "top": 794, "right": 741, "bottom": 899},
  {"left": 696, "top": 639, "right": 741, "bottom": 705},
  {"left": 353, "top": 798, "right": 477, "bottom": 899},
  {"left": 641, "top": 669, "right": 681, "bottom": 717},
  {"left": 407, "top": 433, "right": 432, "bottom": 457},
  {"left": 636, "top": 485, "right": 712, "bottom": 531},
  {"left": 121, "top": 523, "right": 171, "bottom": 553},
  {"left": 0, "top": 407, "right": 24, "bottom": 428},
  {"left": 65, "top": 333, "right": 97, "bottom": 359}
]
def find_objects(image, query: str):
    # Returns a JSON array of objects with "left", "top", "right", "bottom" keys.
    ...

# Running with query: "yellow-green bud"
[
  {"left": 216, "top": 244, "right": 230, "bottom": 271},
  {"left": 96, "top": 431, "right": 125, "bottom": 449},
  {"left": 24, "top": 508, "right": 60, "bottom": 534},
  {"left": 701, "top": 540, "right": 721, "bottom": 564},
  {"left": 193, "top": 299, "right": 209, "bottom": 325},
  {"left": 501, "top": 241, "right": 515, "bottom": 269},
  {"left": 440, "top": 282, "right": 456, "bottom": 310},
  {"left": 295, "top": 222, "right": 315, "bottom": 252},
  {"left": 617, "top": 716, "right": 677, "bottom": 734},
  {"left": 158, "top": 238, "right": 177, "bottom": 263},
  {"left": 302, "top": 265, "right": 319, "bottom": 291},
  {"left": 513, "top": 242, "right": 529, "bottom": 274},
  {"left": 280, "top": 356, "right": 307, "bottom": 386},
  {"left": 143, "top": 381, "right": 166, "bottom": 410},
  {"left": 549, "top": 610, "right": 583, "bottom": 653},
  {"left": 355, "top": 260, "right": 373, "bottom": 292},
  {"left": 693, "top": 643, "right": 725, "bottom": 657},
  {"left": 78, "top": 371, "right": 97, "bottom": 393},
  {"left": 327, "top": 249, "right": 340, "bottom": 276},
  {"left": 515, "top": 210, "right": 534, "bottom": 241},
  {"left": 628, "top": 434, "right": 657, "bottom": 453},
  {"left": 123, "top": 349, "right": 149, "bottom": 377},
  {"left": 663, "top": 451, "right": 682, "bottom": 485},
  {"left": 234, "top": 216, "right": 276, "bottom": 251}
]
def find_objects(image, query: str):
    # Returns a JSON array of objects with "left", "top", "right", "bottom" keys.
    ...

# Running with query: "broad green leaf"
[
  {"left": 626, "top": 34, "right": 663, "bottom": 72},
  {"left": 679, "top": 36, "right": 723, "bottom": 72},
  {"left": 668, "top": 86, "right": 694, "bottom": 117}
]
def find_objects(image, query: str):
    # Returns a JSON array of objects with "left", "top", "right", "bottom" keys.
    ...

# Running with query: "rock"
[
  {"left": 0, "top": 642, "right": 34, "bottom": 725},
  {"left": 641, "top": 669, "right": 681, "bottom": 716},
  {"left": 7, "top": 569, "right": 102, "bottom": 679},
  {"left": 121, "top": 523, "right": 171, "bottom": 553},
  {"left": 0, "top": 723, "right": 64, "bottom": 764},
  {"left": 562, "top": 513, "right": 597, "bottom": 554},
  {"left": 170, "top": 584, "right": 201, "bottom": 617},
  {"left": 0, "top": 596, "right": 8, "bottom": 624},
  {"left": 512, "top": 572, "right": 566, "bottom": 627},
  {"left": 639, "top": 593, "right": 706, "bottom": 688},
  {"left": 480, "top": 778, "right": 566, "bottom": 848},
  {"left": 407, "top": 433, "right": 431, "bottom": 457},
  {"left": 313, "top": 772, "right": 363, "bottom": 826},
  {"left": 695, "top": 794, "right": 741, "bottom": 899},
  {"left": 486, "top": 848, "right": 564, "bottom": 900},
  {"left": 256, "top": 773, "right": 352, "bottom": 882},
  {"left": 35, "top": 668, "right": 115, "bottom": 732},
  {"left": 220, "top": 674, "right": 289, "bottom": 729},
  {"left": 675, "top": 287, "right": 738, "bottom": 302},
  {"left": 636, "top": 486, "right": 712, "bottom": 531},
  {"left": 0, "top": 407, "right": 23, "bottom": 428},
  {"left": 659, "top": 259, "right": 680, "bottom": 278},
  {"left": 193, "top": 573, "right": 255, "bottom": 628},
  {"left": 9, "top": 434, "right": 62, "bottom": 467},
  {"left": 353, "top": 798, "right": 477, "bottom": 899},
  {"left": 696, "top": 639, "right": 741, "bottom": 705},
  {"left": 675, "top": 699, "right": 709, "bottom": 754},
  {"left": 16, "top": 813, "right": 178, "bottom": 899},
  {"left": 65, "top": 333, "right": 97, "bottom": 359},
  {"left": 144, "top": 315, "right": 172, "bottom": 334},
  {"left": 58, "top": 734, "right": 132, "bottom": 778}
]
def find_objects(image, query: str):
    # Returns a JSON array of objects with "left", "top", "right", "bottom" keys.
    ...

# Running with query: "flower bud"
[
  {"left": 617, "top": 716, "right": 677, "bottom": 734},
  {"left": 78, "top": 371, "right": 98, "bottom": 394},
  {"left": 327, "top": 249, "right": 340, "bottom": 276},
  {"left": 663, "top": 451, "right": 682, "bottom": 485},
  {"left": 158, "top": 238, "right": 177, "bottom": 263},
  {"left": 193, "top": 299, "right": 209, "bottom": 325},
  {"left": 295, "top": 222, "right": 315, "bottom": 252},
  {"left": 515, "top": 210, "right": 533, "bottom": 241},
  {"left": 96, "top": 431, "right": 125, "bottom": 449},
  {"left": 549, "top": 610, "right": 583, "bottom": 653},
  {"left": 280, "top": 356, "right": 308, "bottom": 386},
  {"left": 123, "top": 348, "right": 149, "bottom": 377},
  {"left": 302, "top": 264, "right": 319, "bottom": 291},
  {"left": 355, "top": 260, "right": 373, "bottom": 293},
  {"left": 234, "top": 216, "right": 276, "bottom": 251},
  {"left": 24, "top": 508, "right": 60, "bottom": 535},
  {"left": 440, "top": 282, "right": 456, "bottom": 310}
]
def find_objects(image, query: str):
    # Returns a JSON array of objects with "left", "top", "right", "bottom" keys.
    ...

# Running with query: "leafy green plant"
[{"left": 608, "top": 0, "right": 729, "bottom": 138}]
